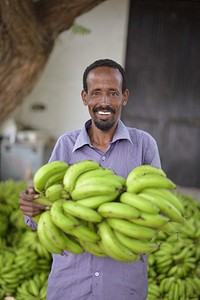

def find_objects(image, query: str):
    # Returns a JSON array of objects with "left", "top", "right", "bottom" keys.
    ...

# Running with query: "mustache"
[{"left": 93, "top": 106, "right": 115, "bottom": 114}]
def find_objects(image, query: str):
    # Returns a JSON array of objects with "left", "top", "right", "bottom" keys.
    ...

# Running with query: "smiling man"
[{"left": 19, "top": 59, "right": 161, "bottom": 300}]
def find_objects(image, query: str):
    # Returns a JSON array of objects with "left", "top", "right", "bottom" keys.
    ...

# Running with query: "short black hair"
[{"left": 83, "top": 58, "right": 127, "bottom": 93}]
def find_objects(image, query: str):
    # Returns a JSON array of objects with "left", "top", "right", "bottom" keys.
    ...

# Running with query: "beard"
[{"left": 93, "top": 106, "right": 116, "bottom": 131}]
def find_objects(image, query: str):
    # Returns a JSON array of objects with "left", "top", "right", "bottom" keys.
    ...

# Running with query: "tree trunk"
[{"left": 0, "top": 0, "right": 106, "bottom": 123}]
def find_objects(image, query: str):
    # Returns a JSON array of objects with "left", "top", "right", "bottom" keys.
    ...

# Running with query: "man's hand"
[{"left": 19, "top": 187, "right": 50, "bottom": 217}]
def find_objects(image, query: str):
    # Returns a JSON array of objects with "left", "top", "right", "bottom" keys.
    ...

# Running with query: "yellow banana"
[
  {"left": 120, "top": 191, "right": 159, "bottom": 214},
  {"left": 107, "top": 218, "right": 156, "bottom": 240},
  {"left": 76, "top": 191, "right": 119, "bottom": 209},
  {"left": 98, "top": 202, "right": 140, "bottom": 220},
  {"left": 63, "top": 200, "right": 102, "bottom": 223},
  {"left": 63, "top": 160, "right": 100, "bottom": 193},
  {"left": 98, "top": 221, "right": 140, "bottom": 262},
  {"left": 127, "top": 173, "right": 176, "bottom": 194},
  {"left": 139, "top": 189, "right": 184, "bottom": 223},
  {"left": 130, "top": 211, "right": 169, "bottom": 228},
  {"left": 33, "top": 161, "right": 68, "bottom": 193},
  {"left": 126, "top": 165, "right": 166, "bottom": 186},
  {"left": 114, "top": 230, "right": 159, "bottom": 254},
  {"left": 71, "top": 183, "right": 119, "bottom": 200}
]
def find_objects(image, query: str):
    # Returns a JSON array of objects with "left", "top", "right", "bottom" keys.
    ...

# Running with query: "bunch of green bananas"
[
  {"left": 146, "top": 192, "right": 200, "bottom": 300},
  {"left": 33, "top": 161, "right": 187, "bottom": 263},
  {"left": 0, "top": 179, "right": 52, "bottom": 299}
]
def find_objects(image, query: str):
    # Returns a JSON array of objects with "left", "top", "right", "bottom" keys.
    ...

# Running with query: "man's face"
[{"left": 82, "top": 66, "right": 129, "bottom": 131}]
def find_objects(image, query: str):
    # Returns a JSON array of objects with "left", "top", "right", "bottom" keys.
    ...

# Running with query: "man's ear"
[
  {"left": 81, "top": 90, "right": 88, "bottom": 106},
  {"left": 122, "top": 89, "right": 129, "bottom": 106}
]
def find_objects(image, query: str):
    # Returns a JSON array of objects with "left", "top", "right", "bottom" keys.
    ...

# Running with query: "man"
[{"left": 19, "top": 58, "right": 161, "bottom": 300}]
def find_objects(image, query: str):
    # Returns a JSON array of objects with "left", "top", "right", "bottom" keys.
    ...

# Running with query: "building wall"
[{"left": 14, "top": 0, "right": 130, "bottom": 139}]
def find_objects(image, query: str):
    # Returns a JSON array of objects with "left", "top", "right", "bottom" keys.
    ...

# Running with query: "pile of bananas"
[
  {"left": 33, "top": 160, "right": 186, "bottom": 262},
  {"left": 147, "top": 193, "right": 200, "bottom": 300},
  {"left": 0, "top": 180, "right": 52, "bottom": 300}
]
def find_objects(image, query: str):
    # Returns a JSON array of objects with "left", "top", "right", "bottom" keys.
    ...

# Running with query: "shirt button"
[
  {"left": 95, "top": 272, "right": 100, "bottom": 277},
  {"left": 102, "top": 156, "right": 105, "bottom": 161}
]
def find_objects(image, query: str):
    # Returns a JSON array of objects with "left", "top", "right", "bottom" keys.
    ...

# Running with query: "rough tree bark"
[{"left": 0, "top": 0, "right": 106, "bottom": 123}]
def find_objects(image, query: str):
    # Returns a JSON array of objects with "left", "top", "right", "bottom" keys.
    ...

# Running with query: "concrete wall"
[{"left": 14, "top": 0, "right": 130, "bottom": 139}]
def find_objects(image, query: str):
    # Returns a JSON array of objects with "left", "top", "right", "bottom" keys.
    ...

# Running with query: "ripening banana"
[
  {"left": 44, "top": 169, "right": 67, "bottom": 190},
  {"left": 50, "top": 199, "right": 81, "bottom": 234},
  {"left": 126, "top": 165, "right": 166, "bottom": 186},
  {"left": 75, "top": 167, "right": 115, "bottom": 186},
  {"left": 107, "top": 218, "right": 157, "bottom": 240},
  {"left": 76, "top": 191, "right": 119, "bottom": 209},
  {"left": 33, "top": 161, "right": 68, "bottom": 193},
  {"left": 139, "top": 189, "right": 184, "bottom": 223},
  {"left": 126, "top": 173, "right": 176, "bottom": 194},
  {"left": 63, "top": 160, "right": 100, "bottom": 193},
  {"left": 143, "top": 188, "right": 185, "bottom": 216},
  {"left": 98, "top": 202, "right": 140, "bottom": 220},
  {"left": 114, "top": 230, "right": 159, "bottom": 254},
  {"left": 45, "top": 183, "right": 64, "bottom": 202},
  {"left": 120, "top": 192, "right": 159, "bottom": 214},
  {"left": 98, "top": 221, "right": 140, "bottom": 262},
  {"left": 71, "top": 183, "right": 120, "bottom": 201},
  {"left": 130, "top": 211, "right": 170, "bottom": 229},
  {"left": 62, "top": 200, "right": 102, "bottom": 223}
]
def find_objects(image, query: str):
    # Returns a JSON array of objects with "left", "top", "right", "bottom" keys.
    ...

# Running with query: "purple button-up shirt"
[{"left": 25, "top": 120, "right": 161, "bottom": 300}]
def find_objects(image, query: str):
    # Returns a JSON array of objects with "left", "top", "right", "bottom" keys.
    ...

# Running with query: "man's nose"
[{"left": 101, "top": 94, "right": 110, "bottom": 105}]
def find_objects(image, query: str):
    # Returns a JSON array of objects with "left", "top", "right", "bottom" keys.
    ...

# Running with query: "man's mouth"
[{"left": 98, "top": 111, "right": 111, "bottom": 115}]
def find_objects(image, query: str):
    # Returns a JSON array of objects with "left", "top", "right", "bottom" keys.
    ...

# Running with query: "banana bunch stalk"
[{"left": 147, "top": 192, "right": 200, "bottom": 300}]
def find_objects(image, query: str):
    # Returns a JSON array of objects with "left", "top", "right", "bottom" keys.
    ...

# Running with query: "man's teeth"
[{"left": 98, "top": 111, "right": 111, "bottom": 115}]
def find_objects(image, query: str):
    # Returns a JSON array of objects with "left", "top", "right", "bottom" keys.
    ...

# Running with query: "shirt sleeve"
[{"left": 143, "top": 135, "right": 161, "bottom": 168}]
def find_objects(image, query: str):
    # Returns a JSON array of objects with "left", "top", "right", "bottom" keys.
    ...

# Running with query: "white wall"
[{"left": 15, "top": 0, "right": 130, "bottom": 139}]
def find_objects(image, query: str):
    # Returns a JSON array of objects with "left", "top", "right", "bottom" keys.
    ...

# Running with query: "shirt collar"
[{"left": 73, "top": 119, "right": 133, "bottom": 152}]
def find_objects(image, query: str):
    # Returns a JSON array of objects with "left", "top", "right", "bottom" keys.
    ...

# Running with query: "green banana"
[
  {"left": 114, "top": 230, "right": 159, "bottom": 254},
  {"left": 76, "top": 191, "right": 119, "bottom": 209},
  {"left": 44, "top": 169, "right": 67, "bottom": 190},
  {"left": 130, "top": 211, "right": 169, "bottom": 228},
  {"left": 33, "top": 196, "right": 53, "bottom": 207},
  {"left": 50, "top": 199, "right": 81, "bottom": 234},
  {"left": 126, "top": 165, "right": 166, "bottom": 186},
  {"left": 37, "top": 213, "right": 62, "bottom": 254},
  {"left": 143, "top": 188, "right": 185, "bottom": 216},
  {"left": 71, "top": 222, "right": 100, "bottom": 243},
  {"left": 126, "top": 173, "right": 176, "bottom": 194},
  {"left": 33, "top": 161, "right": 68, "bottom": 193},
  {"left": 75, "top": 174, "right": 126, "bottom": 190},
  {"left": 79, "top": 239, "right": 107, "bottom": 257},
  {"left": 40, "top": 210, "right": 71, "bottom": 251},
  {"left": 107, "top": 218, "right": 156, "bottom": 240},
  {"left": 71, "top": 183, "right": 120, "bottom": 200},
  {"left": 139, "top": 189, "right": 184, "bottom": 223},
  {"left": 63, "top": 200, "right": 102, "bottom": 223},
  {"left": 98, "top": 202, "right": 140, "bottom": 220},
  {"left": 45, "top": 183, "right": 64, "bottom": 202},
  {"left": 120, "top": 191, "right": 159, "bottom": 214},
  {"left": 98, "top": 221, "right": 140, "bottom": 262},
  {"left": 63, "top": 160, "right": 100, "bottom": 193},
  {"left": 75, "top": 167, "right": 115, "bottom": 186}
]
